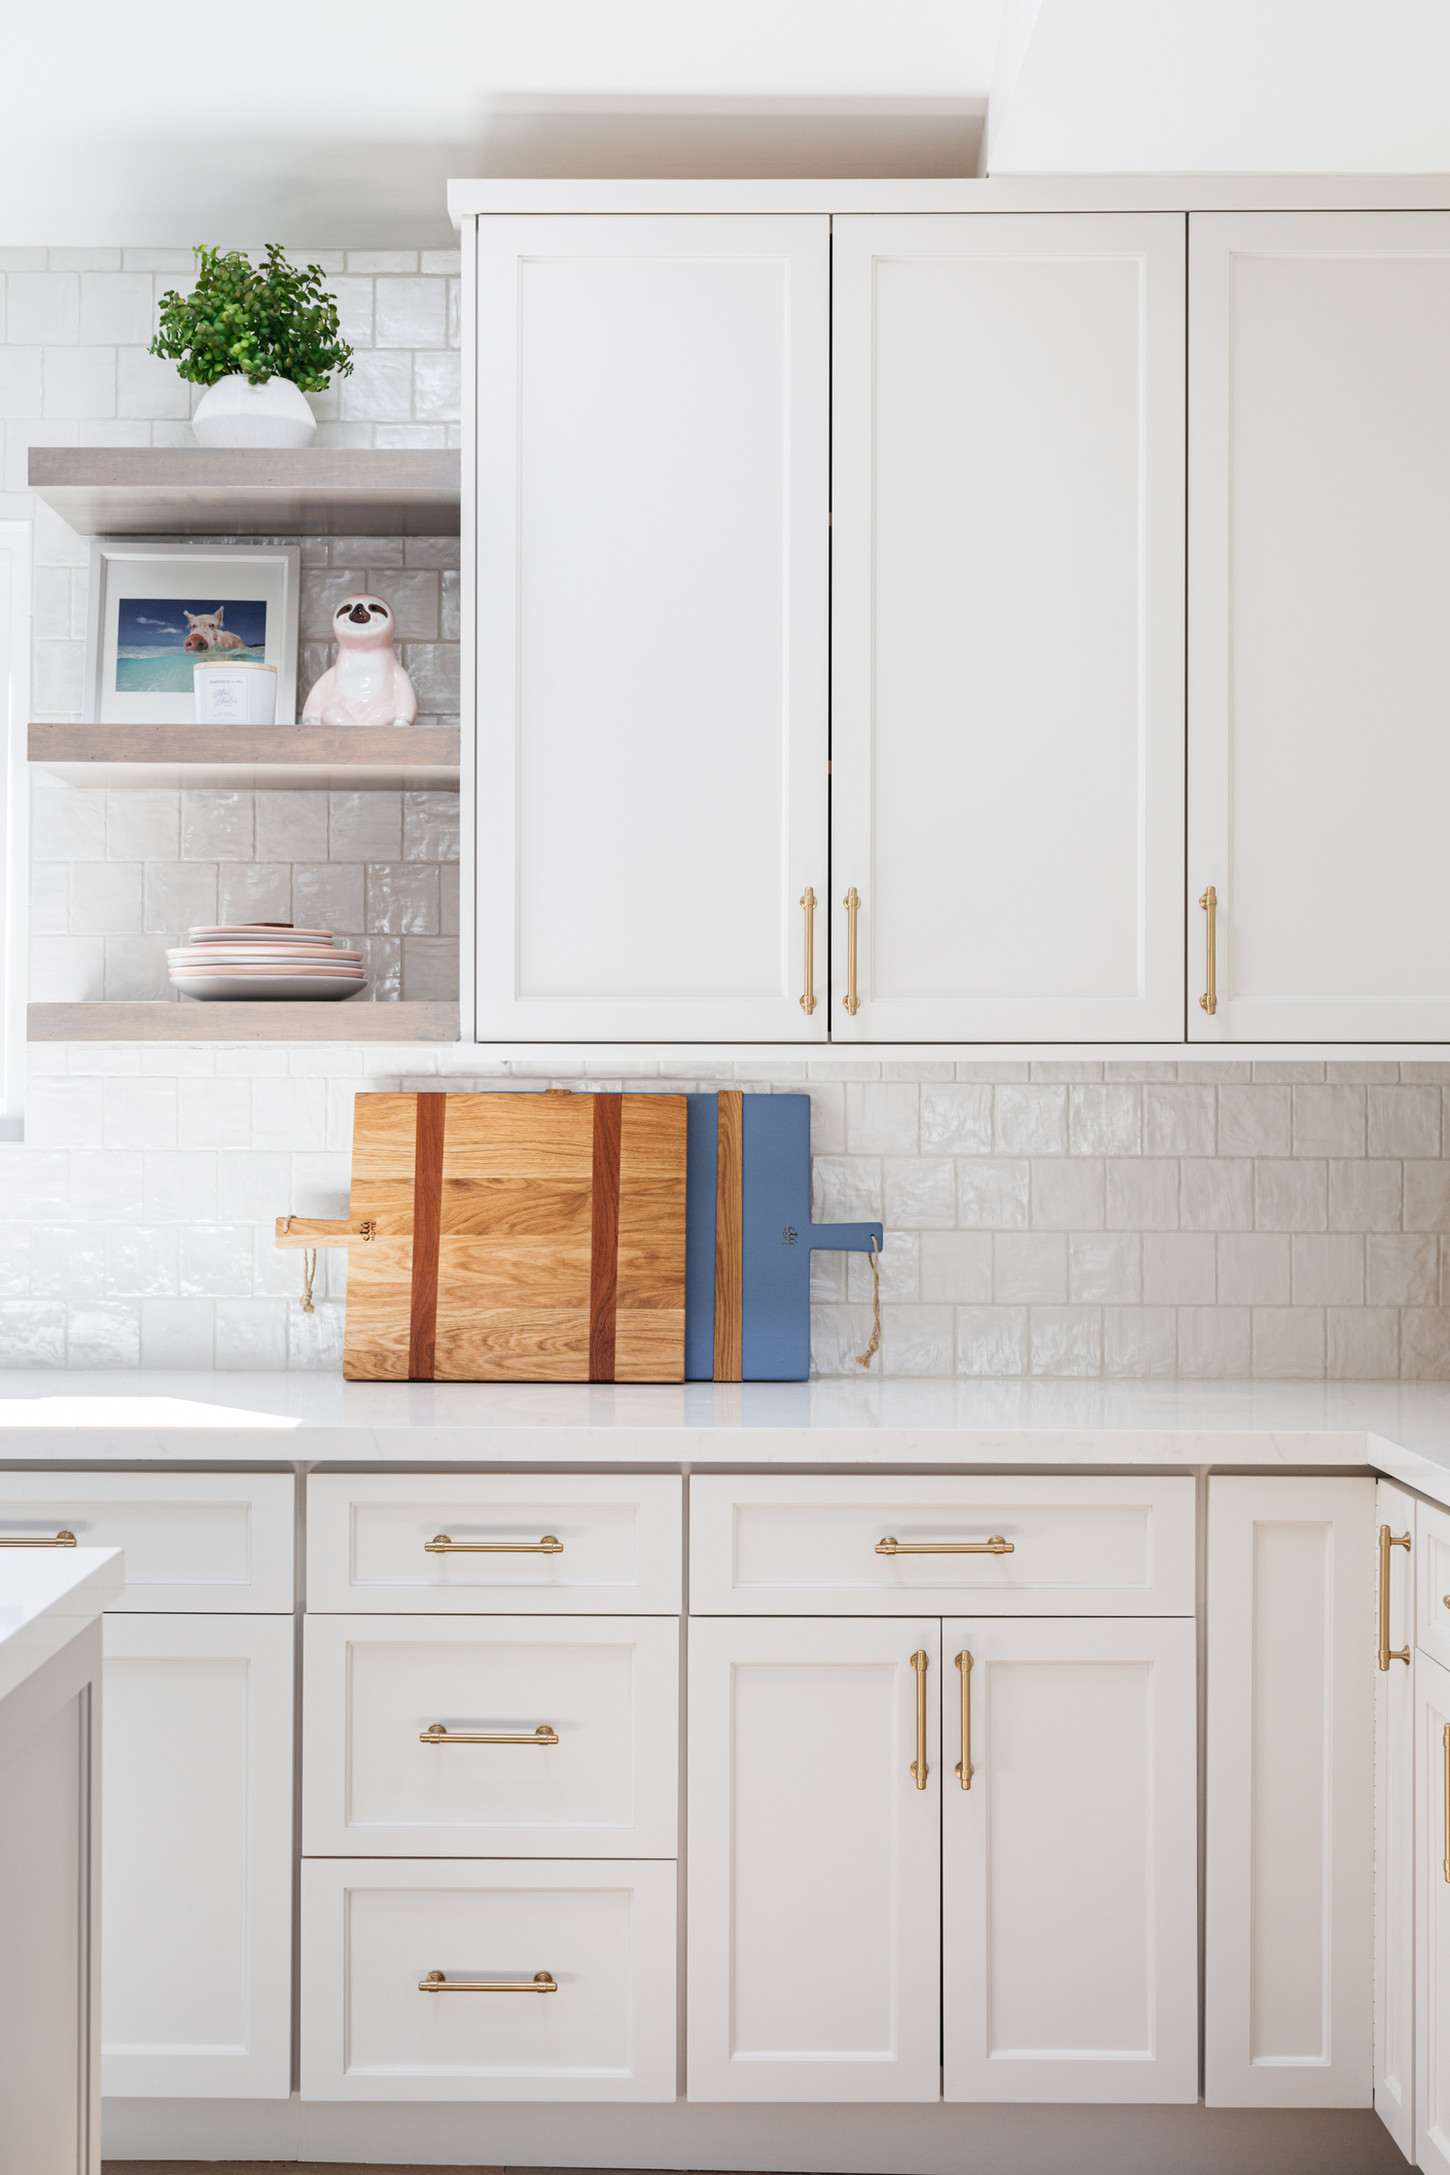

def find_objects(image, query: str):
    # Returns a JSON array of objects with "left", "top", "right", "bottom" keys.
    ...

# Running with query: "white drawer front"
[
  {"left": 303, "top": 1615, "right": 679, "bottom": 1857},
  {"left": 1416, "top": 1498, "right": 1450, "bottom": 1672},
  {"left": 307, "top": 1474, "right": 682, "bottom": 1614},
  {"left": 0, "top": 1473, "right": 293, "bottom": 1612},
  {"left": 300, "top": 1858, "right": 677, "bottom": 2100},
  {"left": 690, "top": 1475, "right": 1196, "bottom": 1616}
]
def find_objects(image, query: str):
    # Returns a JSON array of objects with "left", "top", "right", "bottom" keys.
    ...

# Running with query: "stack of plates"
[{"left": 168, "top": 924, "right": 368, "bottom": 1002}]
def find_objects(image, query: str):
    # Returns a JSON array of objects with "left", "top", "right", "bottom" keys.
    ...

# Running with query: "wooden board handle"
[{"left": 275, "top": 1215, "right": 379, "bottom": 1249}]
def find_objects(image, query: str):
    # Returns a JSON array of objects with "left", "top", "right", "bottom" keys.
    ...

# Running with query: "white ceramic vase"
[{"left": 192, "top": 373, "right": 317, "bottom": 450}]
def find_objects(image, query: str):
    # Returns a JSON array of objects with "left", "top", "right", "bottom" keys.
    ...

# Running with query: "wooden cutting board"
[{"left": 276, "top": 1090, "right": 688, "bottom": 1383}]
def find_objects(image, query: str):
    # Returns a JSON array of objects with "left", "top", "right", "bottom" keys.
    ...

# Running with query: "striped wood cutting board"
[{"left": 275, "top": 1090, "right": 688, "bottom": 1382}]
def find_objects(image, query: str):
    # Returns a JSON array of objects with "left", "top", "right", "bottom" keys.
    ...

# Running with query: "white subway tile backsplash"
[
  {"left": 1292, "top": 1084, "right": 1366, "bottom": 1158},
  {"left": 846, "top": 1082, "right": 919, "bottom": 1154},
  {"left": 1255, "top": 1160, "right": 1328, "bottom": 1232},
  {"left": 1068, "top": 1233, "right": 1140, "bottom": 1305},
  {"left": 1177, "top": 1306, "right": 1252, "bottom": 1377},
  {"left": 994, "top": 1084, "right": 1068, "bottom": 1155},
  {"left": 213, "top": 1298, "right": 289, "bottom": 1369},
  {"left": 1365, "top": 1232, "right": 1438, "bottom": 1308},
  {"left": 66, "top": 1301, "right": 140, "bottom": 1367},
  {"left": 957, "top": 1157, "right": 1030, "bottom": 1229},
  {"left": 956, "top": 1305, "right": 1028, "bottom": 1376},
  {"left": 1030, "top": 1307, "right": 1103, "bottom": 1377},
  {"left": 1103, "top": 1306, "right": 1176, "bottom": 1376},
  {"left": 1030, "top": 1158, "right": 1104, "bottom": 1231},
  {"left": 1369, "top": 1085, "right": 1441, "bottom": 1158},
  {"left": 994, "top": 1232, "right": 1068, "bottom": 1305},
  {"left": 1143, "top": 1085, "right": 1215, "bottom": 1156},
  {"left": 1217, "top": 1232, "right": 1291, "bottom": 1306},
  {"left": 1253, "top": 1307, "right": 1326, "bottom": 1379},
  {"left": 1291, "top": 1233, "right": 1365, "bottom": 1306},
  {"left": 1142, "top": 1232, "right": 1216, "bottom": 1306},
  {"left": 919, "top": 1231, "right": 991, "bottom": 1303}
]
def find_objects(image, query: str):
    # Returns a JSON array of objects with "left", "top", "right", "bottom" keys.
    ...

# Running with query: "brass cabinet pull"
[
  {"left": 1378, "top": 1524, "right": 1412, "bottom": 1671},
  {"left": 909, "top": 1648, "right": 929, "bottom": 1789},
  {"left": 1443, "top": 1724, "right": 1450, "bottom": 1887},
  {"left": 420, "top": 1723, "right": 559, "bottom": 1746},
  {"left": 842, "top": 886, "right": 861, "bottom": 1016},
  {"left": 426, "top": 1533, "right": 563, "bottom": 1554},
  {"left": 1199, "top": 885, "right": 1218, "bottom": 1015},
  {"left": 877, "top": 1534, "right": 1013, "bottom": 1557},
  {"left": 419, "top": 1969, "right": 557, "bottom": 1994},
  {"left": 954, "top": 1650, "right": 973, "bottom": 1791},
  {"left": 799, "top": 886, "right": 817, "bottom": 1016},
  {"left": 0, "top": 1529, "right": 76, "bottom": 1547}
]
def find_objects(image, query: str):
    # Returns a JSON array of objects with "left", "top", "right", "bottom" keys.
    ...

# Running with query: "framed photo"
[{"left": 84, "top": 540, "right": 300, "bottom": 724}]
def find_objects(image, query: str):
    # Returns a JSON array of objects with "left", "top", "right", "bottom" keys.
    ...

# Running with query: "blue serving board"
[{"left": 685, "top": 1093, "right": 883, "bottom": 1381}]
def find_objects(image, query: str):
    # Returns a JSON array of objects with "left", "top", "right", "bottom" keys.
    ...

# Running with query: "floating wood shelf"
[
  {"left": 28, "top": 1001, "right": 459, "bottom": 1044},
  {"left": 29, "top": 723, "right": 461, "bottom": 792},
  {"left": 27, "top": 448, "right": 460, "bottom": 537}
]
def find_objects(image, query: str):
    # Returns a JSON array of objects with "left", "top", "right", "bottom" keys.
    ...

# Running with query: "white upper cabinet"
[
  {"left": 473, "top": 215, "right": 829, "bottom": 1042},
  {"left": 831, "top": 214, "right": 1186, "bottom": 1042},
  {"left": 1190, "top": 212, "right": 1450, "bottom": 1041}
]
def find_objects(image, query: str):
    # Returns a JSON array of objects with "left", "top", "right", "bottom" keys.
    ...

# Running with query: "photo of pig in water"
[{"left": 114, "top": 595, "right": 268, "bottom": 692}]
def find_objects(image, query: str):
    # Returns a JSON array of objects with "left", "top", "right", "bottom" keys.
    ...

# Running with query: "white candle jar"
[{"left": 193, "top": 658, "right": 279, "bottom": 725}]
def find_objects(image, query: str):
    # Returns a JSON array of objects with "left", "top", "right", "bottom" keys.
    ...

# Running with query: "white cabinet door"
[
  {"left": 1375, "top": 1479, "right": 1416, "bottom": 2159},
  {"left": 301, "top": 1857, "right": 677, "bottom": 2102},
  {"left": 0, "top": 1472, "right": 294, "bottom": 1612},
  {"left": 1189, "top": 212, "right": 1450, "bottom": 1041},
  {"left": 687, "top": 1618, "right": 940, "bottom": 2100},
  {"left": 943, "top": 1617, "right": 1197, "bottom": 2103},
  {"left": 1205, "top": 1477, "right": 1375, "bottom": 2106},
  {"left": 303, "top": 1614, "right": 678, "bottom": 1858},
  {"left": 1417, "top": 1648, "right": 1450, "bottom": 2175},
  {"left": 473, "top": 214, "right": 829, "bottom": 1043},
  {"left": 831, "top": 213, "right": 1185, "bottom": 1043},
  {"left": 101, "top": 1616, "right": 293, "bottom": 2097}
]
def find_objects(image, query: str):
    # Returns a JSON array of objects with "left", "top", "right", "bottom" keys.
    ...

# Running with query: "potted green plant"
[{"left": 150, "top": 244, "right": 354, "bottom": 450}]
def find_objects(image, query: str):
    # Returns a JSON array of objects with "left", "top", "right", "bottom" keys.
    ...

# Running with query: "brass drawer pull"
[
  {"left": 955, "top": 1650, "right": 973, "bottom": 1791},
  {"left": 419, "top": 1969, "right": 557, "bottom": 1994},
  {"left": 843, "top": 886, "right": 861, "bottom": 1016},
  {"left": 1199, "top": 885, "right": 1217, "bottom": 1015},
  {"left": 1378, "top": 1524, "right": 1411, "bottom": 1671},
  {"left": 909, "top": 1648, "right": 929, "bottom": 1790},
  {"left": 426, "top": 1533, "right": 563, "bottom": 1555},
  {"left": 420, "top": 1723, "right": 558, "bottom": 1747},
  {"left": 799, "top": 886, "right": 817, "bottom": 1016},
  {"left": 877, "top": 1534, "right": 1013, "bottom": 1557},
  {"left": 0, "top": 1530, "right": 76, "bottom": 1548}
]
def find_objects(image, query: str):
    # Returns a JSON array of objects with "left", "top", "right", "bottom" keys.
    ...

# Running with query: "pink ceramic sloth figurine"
[{"left": 302, "top": 594, "right": 418, "bottom": 726}]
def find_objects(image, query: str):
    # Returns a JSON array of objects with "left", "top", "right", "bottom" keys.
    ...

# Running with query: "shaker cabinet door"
[
  {"left": 473, "top": 213, "right": 829, "bottom": 1043},
  {"left": 1189, "top": 211, "right": 1450, "bottom": 1040},
  {"left": 942, "top": 1617, "right": 1198, "bottom": 2103},
  {"left": 1204, "top": 1476, "right": 1375, "bottom": 2107},
  {"left": 100, "top": 1615, "right": 293, "bottom": 2098},
  {"left": 831, "top": 213, "right": 1186, "bottom": 1042},
  {"left": 686, "top": 1617, "right": 941, "bottom": 2100}
]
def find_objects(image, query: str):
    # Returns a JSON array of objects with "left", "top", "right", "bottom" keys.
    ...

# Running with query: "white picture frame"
[{"left": 84, "top": 539, "right": 300, "bottom": 724}]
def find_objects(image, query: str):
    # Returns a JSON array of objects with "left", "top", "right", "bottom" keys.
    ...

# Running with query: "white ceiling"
[{"left": 0, "top": 0, "right": 1004, "bottom": 246}]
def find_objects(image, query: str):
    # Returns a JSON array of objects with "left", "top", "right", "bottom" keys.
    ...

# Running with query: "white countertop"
[
  {"left": 0, "top": 1545, "right": 124, "bottom": 1706},
  {"left": 4, "top": 1372, "right": 1450, "bottom": 1506}
]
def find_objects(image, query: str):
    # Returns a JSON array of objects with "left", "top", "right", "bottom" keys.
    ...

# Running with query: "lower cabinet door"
[
  {"left": 1204, "top": 1476, "right": 1375, "bottom": 2107},
  {"left": 687, "top": 1618, "right": 941, "bottom": 2101},
  {"left": 101, "top": 1614, "right": 293, "bottom": 2098},
  {"left": 300, "top": 1858, "right": 677, "bottom": 2100},
  {"left": 1417, "top": 1648, "right": 1450, "bottom": 2175},
  {"left": 942, "top": 1617, "right": 1198, "bottom": 2103},
  {"left": 1375, "top": 1479, "right": 1416, "bottom": 2159},
  {"left": 302, "top": 1614, "right": 678, "bottom": 1857}
]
